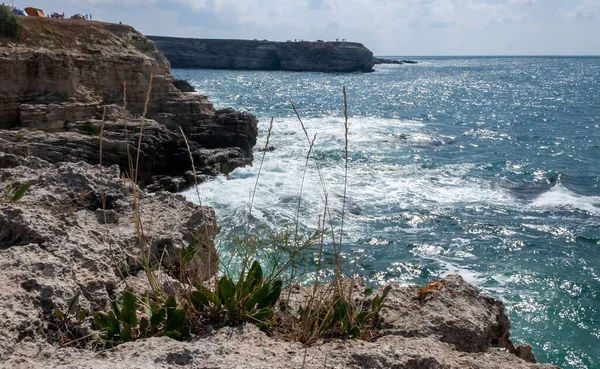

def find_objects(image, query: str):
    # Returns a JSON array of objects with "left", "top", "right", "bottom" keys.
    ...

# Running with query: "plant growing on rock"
[
  {"left": 93, "top": 289, "right": 190, "bottom": 348},
  {"left": 80, "top": 121, "right": 100, "bottom": 136},
  {"left": 2, "top": 182, "right": 32, "bottom": 203},
  {"left": 284, "top": 285, "right": 392, "bottom": 343},
  {"left": 0, "top": 5, "right": 21, "bottom": 38},
  {"left": 52, "top": 293, "right": 91, "bottom": 347},
  {"left": 190, "top": 260, "right": 282, "bottom": 330}
]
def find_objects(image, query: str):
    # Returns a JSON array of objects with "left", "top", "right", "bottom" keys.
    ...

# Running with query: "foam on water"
[
  {"left": 175, "top": 57, "right": 600, "bottom": 369},
  {"left": 531, "top": 182, "right": 600, "bottom": 215}
]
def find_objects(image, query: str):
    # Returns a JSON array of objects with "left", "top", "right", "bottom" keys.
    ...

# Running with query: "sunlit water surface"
[{"left": 175, "top": 57, "right": 600, "bottom": 368}]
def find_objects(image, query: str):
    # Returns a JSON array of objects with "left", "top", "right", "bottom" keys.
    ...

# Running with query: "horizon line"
[{"left": 376, "top": 54, "right": 600, "bottom": 58}]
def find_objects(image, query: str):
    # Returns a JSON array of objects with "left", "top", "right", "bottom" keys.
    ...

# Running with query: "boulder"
[{"left": 172, "top": 78, "right": 196, "bottom": 92}]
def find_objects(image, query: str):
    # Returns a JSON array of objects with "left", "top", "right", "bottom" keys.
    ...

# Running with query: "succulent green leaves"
[{"left": 93, "top": 289, "right": 190, "bottom": 348}]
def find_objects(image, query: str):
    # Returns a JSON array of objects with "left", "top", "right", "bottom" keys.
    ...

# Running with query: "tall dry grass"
[{"left": 90, "top": 75, "right": 389, "bottom": 347}]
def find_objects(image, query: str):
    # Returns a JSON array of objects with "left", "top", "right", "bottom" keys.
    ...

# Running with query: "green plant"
[
  {"left": 80, "top": 121, "right": 99, "bottom": 136},
  {"left": 53, "top": 293, "right": 90, "bottom": 347},
  {"left": 0, "top": 5, "right": 21, "bottom": 38},
  {"left": 190, "top": 261, "right": 282, "bottom": 329},
  {"left": 93, "top": 289, "right": 190, "bottom": 348},
  {"left": 3, "top": 182, "right": 32, "bottom": 202},
  {"left": 55, "top": 293, "right": 88, "bottom": 324}
]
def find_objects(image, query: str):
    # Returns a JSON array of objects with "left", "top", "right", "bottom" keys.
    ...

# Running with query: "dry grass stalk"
[
  {"left": 99, "top": 106, "right": 106, "bottom": 169},
  {"left": 340, "top": 85, "right": 350, "bottom": 298},
  {"left": 244, "top": 117, "right": 274, "bottom": 243},
  {"left": 122, "top": 81, "right": 134, "bottom": 176},
  {"left": 278, "top": 87, "right": 371, "bottom": 345},
  {"left": 131, "top": 73, "right": 153, "bottom": 245},
  {"left": 285, "top": 132, "right": 318, "bottom": 305},
  {"left": 97, "top": 105, "right": 127, "bottom": 282},
  {"left": 177, "top": 125, "right": 215, "bottom": 288},
  {"left": 290, "top": 100, "right": 338, "bottom": 269}
]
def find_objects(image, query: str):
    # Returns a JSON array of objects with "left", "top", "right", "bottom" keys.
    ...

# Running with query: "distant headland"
[{"left": 147, "top": 36, "right": 415, "bottom": 73}]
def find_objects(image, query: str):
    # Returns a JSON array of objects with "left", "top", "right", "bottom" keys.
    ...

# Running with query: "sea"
[{"left": 174, "top": 56, "right": 600, "bottom": 369}]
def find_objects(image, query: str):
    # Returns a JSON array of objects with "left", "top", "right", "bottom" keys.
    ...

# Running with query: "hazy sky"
[{"left": 17, "top": 0, "right": 600, "bottom": 55}]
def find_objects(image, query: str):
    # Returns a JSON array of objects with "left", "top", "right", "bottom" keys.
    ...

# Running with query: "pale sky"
[{"left": 16, "top": 0, "right": 600, "bottom": 55}]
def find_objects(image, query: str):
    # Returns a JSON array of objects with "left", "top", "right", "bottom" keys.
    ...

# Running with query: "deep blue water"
[{"left": 174, "top": 56, "right": 600, "bottom": 369}]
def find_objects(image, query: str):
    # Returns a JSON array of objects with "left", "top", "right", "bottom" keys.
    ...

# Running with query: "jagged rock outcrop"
[
  {"left": 0, "top": 152, "right": 219, "bottom": 361},
  {"left": 148, "top": 36, "right": 375, "bottom": 73},
  {"left": 373, "top": 57, "right": 418, "bottom": 65},
  {"left": 172, "top": 78, "right": 196, "bottom": 92},
  {"left": 0, "top": 18, "right": 258, "bottom": 188}
]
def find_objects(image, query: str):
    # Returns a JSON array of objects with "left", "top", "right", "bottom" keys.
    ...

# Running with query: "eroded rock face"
[
  {"left": 148, "top": 36, "right": 375, "bottom": 73},
  {"left": 0, "top": 18, "right": 258, "bottom": 188},
  {"left": 0, "top": 153, "right": 219, "bottom": 361},
  {"left": 0, "top": 273, "right": 560, "bottom": 368},
  {"left": 0, "top": 106, "right": 252, "bottom": 186}
]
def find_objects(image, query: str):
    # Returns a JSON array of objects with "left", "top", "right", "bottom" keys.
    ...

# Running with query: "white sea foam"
[
  {"left": 183, "top": 114, "right": 523, "bottom": 247},
  {"left": 531, "top": 182, "right": 600, "bottom": 215}
]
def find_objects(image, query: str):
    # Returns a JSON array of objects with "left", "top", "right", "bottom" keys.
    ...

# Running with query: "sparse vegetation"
[
  {"left": 0, "top": 5, "right": 21, "bottom": 38},
  {"left": 80, "top": 121, "right": 100, "bottom": 136},
  {"left": 52, "top": 294, "right": 90, "bottom": 348},
  {"left": 2, "top": 182, "right": 32, "bottom": 203},
  {"left": 93, "top": 289, "right": 191, "bottom": 348},
  {"left": 51, "top": 78, "right": 391, "bottom": 350}
]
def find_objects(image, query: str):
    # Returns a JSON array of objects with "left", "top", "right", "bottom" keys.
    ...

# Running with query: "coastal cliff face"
[
  {"left": 0, "top": 18, "right": 258, "bottom": 187},
  {"left": 147, "top": 36, "right": 375, "bottom": 73}
]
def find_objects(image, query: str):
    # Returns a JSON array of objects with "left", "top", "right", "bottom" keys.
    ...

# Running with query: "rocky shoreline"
[
  {"left": 0, "top": 18, "right": 258, "bottom": 191},
  {"left": 0, "top": 17, "right": 559, "bottom": 369}
]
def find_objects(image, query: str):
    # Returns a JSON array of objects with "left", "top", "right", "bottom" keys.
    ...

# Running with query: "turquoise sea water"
[{"left": 175, "top": 56, "right": 600, "bottom": 369}]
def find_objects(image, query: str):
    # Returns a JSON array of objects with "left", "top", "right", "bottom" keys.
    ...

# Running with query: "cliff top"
[
  {"left": 0, "top": 17, "right": 156, "bottom": 55},
  {"left": 147, "top": 35, "right": 369, "bottom": 49}
]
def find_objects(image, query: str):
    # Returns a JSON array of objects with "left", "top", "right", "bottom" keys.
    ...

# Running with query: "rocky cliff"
[
  {"left": 147, "top": 36, "right": 375, "bottom": 73},
  {"left": 0, "top": 18, "right": 258, "bottom": 189}
]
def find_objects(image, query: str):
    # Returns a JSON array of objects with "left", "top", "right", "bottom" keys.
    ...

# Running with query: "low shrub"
[{"left": 0, "top": 5, "right": 22, "bottom": 38}]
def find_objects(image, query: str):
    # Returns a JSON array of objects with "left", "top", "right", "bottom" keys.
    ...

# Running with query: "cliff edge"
[
  {"left": 0, "top": 17, "right": 258, "bottom": 190},
  {"left": 147, "top": 36, "right": 375, "bottom": 73}
]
